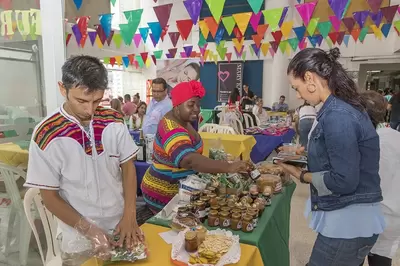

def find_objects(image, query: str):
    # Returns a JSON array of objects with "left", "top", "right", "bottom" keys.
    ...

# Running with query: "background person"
[
  {"left": 252, "top": 98, "right": 269, "bottom": 125},
  {"left": 122, "top": 94, "right": 137, "bottom": 116},
  {"left": 272, "top": 95, "right": 289, "bottom": 112},
  {"left": 110, "top": 98, "right": 123, "bottom": 115},
  {"left": 131, "top": 102, "right": 147, "bottom": 130},
  {"left": 294, "top": 101, "right": 316, "bottom": 148},
  {"left": 241, "top": 84, "right": 254, "bottom": 110},
  {"left": 388, "top": 91, "right": 400, "bottom": 131}
]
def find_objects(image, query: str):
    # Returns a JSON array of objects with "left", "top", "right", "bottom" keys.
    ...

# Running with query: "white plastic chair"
[
  {"left": 198, "top": 123, "right": 218, "bottom": 133},
  {"left": 254, "top": 116, "right": 261, "bottom": 126},
  {"left": 213, "top": 105, "right": 224, "bottom": 111},
  {"left": 229, "top": 118, "right": 244, "bottom": 135},
  {"left": 0, "top": 163, "right": 31, "bottom": 265},
  {"left": 214, "top": 125, "right": 236, "bottom": 134},
  {"left": 243, "top": 113, "right": 255, "bottom": 129},
  {"left": 23, "top": 188, "right": 61, "bottom": 266}
]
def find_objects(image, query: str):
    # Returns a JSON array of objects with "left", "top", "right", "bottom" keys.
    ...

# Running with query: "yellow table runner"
[
  {"left": 199, "top": 133, "right": 256, "bottom": 161},
  {"left": 0, "top": 143, "right": 29, "bottom": 167},
  {"left": 83, "top": 223, "right": 263, "bottom": 266},
  {"left": 267, "top": 111, "right": 287, "bottom": 117}
]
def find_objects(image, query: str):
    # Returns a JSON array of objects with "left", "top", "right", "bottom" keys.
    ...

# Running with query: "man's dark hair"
[
  {"left": 124, "top": 94, "right": 131, "bottom": 102},
  {"left": 62, "top": 55, "right": 108, "bottom": 92},
  {"left": 361, "top": 91, "right": 386, "bottom": 128},
  {"left": 152, "top": 78, "right": 167, "bottom": 90},
  {"left": 280, "top": 95, "right": 286, "bottom": 99}
]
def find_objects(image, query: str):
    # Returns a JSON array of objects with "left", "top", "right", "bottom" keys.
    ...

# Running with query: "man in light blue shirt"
[
  {"left": 142, "top": 78, "right": 172, "bottom": 135},
  {"left": 272, "top": 95, "right": 289, "bottom": 112}
]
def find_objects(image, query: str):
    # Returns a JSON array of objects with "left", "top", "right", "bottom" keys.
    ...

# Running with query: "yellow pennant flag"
[
  {"left": 204, "top": 49, "right": 210, "bottom": 60},
  {"left": 370, "top": 24, "right": 383, "bottom": 40},
  {"left": 281, "top": 21, "right": 294, "bottom": 39},
  {"left": 213, "top": 54, "right": 218, "bottom": 64},
  {"left": 232, "top": 12, "right": 252, "bottom": 35},
  {"left": 145, "top": 57, "right": 151, "bottom": 68},
  {"left": 261, "top": 43, "right": 270, "bottom": 57},
  {"left": 115, "top": 56, "right": 123, "bottom": 66},
  {"left": 198, "top": 20, "right": 210, "bottom": 39},
  {"left": 95, "top": 35, "right": 103, "bottom": 48},
  {"left": 232, "top": 37, "right": 244, "bottom": 52},
  {"left": 286, "top": 42, "right": 291, "bottom": 55},
  {"left": 208, "top": 50, "right": 214, "bottom": 61}
]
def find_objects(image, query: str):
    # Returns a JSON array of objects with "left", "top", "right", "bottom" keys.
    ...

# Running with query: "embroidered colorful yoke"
[{"left": 141, "top": 117, "right": 203, "bottom": 212}]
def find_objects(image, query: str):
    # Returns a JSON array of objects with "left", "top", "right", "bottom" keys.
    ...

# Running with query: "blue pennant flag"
[
  {"left": 293, "top": 26, "right": 306, "bottom": 41},
  {"left": 139, "top": 27, "right": 150, "bottom": 43},
  {"left": 122, "top": 56, "right": 130, "bottom": 68},
  {"left": 99, "top": 14, "right": 113, "bottom": 38},
  {"left": 148, "top": 22, "right": 162, "bottom": 45},
  {"left": 343, "top": 35, "right": 350, "bottom": 47},
  {"left": 381, "top": 23, "right": 392, "bottom": 38}
]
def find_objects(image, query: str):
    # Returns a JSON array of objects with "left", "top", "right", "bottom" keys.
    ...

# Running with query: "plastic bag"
[
  {"left": 108, "top": 230, "right": 148, "bottom": 263},
  {"left": 179, "top": 175, "right": 208, "bottom": 202},
  {"left": 208, "top": 138, "right": 227, "bottom": 160}
]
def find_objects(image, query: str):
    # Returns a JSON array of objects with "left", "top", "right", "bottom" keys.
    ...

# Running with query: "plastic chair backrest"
[
  {"left": 254, "top": 116, "right": 261, "bottom": 126},
  {"left": 214, "top": 105, "right": 223, "bottom": 111},
  {"left": 198, "top": 123, "right": 218, "bottom": 133},
  {"left": 214, "top": 125, "right": 236, "bottom": 134},
  {"left": 230, "top": 118, "right": 244, "bottom": 134},
  {"left": 243, "top": 113, "right": 254, "bottom": 129},
  {"left": 23, "top": 188, "right": 60, "bottom": 265},
  {"left": 0, "top": 163, "right": 26, "bottom": 210}
]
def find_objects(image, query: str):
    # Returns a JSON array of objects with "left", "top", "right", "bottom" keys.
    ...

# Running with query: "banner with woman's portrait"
[{"left": 156, "top": 59, "right": 201, "bottom": 91}]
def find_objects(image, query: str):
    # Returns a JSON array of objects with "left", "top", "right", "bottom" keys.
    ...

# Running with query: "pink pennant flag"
[
  {"left": 269, "top": 47, "right": 275, "bottom": 57},
  {"left": 329, "top": 16, "right": 342, "bottom": 31},
  {"left": 368, "top": 0, "right": 383, "bottom": 13},
  {"left": 295, "top": 1, "right": 317, "bottom": 26},
  {"left": 134, "top": 34, "right": 142, "bottom": 48},
  {"left": 180, "top": 52, "right": 188, "bottom": 58},
  {"left": 200, "top": 56, "right": 205, "bottom": 66},
  {"left": 226, "top": 52, "right": 232, "bottom": 62},
  {"left": 250, "top": 12, "right": 263, "bottom": 32},
  {"left": 298, "top": 37, "right": 308, "bottom": 50}
]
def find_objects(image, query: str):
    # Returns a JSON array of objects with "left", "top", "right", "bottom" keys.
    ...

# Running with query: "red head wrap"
[{"left": 171, "top": 80, "right": 206, "bottom": 107}]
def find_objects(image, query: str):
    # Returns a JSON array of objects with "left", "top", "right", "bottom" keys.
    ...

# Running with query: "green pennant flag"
[
  {"left": 307, "top": 18, "right": 319, "bottom": 36},
  {"left": 154, "top": 50, "right": 163, "bottom": 59},
  {"left": 119, "top": 24, "right": 135, "bottom": 45},
  {"left": 222, "top": 16, "right": 236, "bottom": 35},
  {"left": 262, "top": 8, "right": 284, "bottom": 32},
  {"left": 30, "top": 24, "right": 37, "bottom": 40},
  {"left": 110, "top": 0, "right": 117, "bottom": 6},
  {"left": 279, "top": 40, "right": 288, "bottom": 53},
  {"left": 359, "top": 27, "right": 369, "bottom": 42},
  {"left": 326, "top": 37, "right": 333, "bottom": 48},
  {"left": 104, "top": 57, "right": 110, "bottom": 64},
  {"left": 247, "top": 0, "right": 264, "bottom": 14},
  {"left": 317, "top": 21, "right": 332, "bottom": 39},
  {"left": 198, "top": 32, "right": 207, "bottom": 47},
  {"left": 217, "top": 47, "right": 227, "bottom": 60},
  {"left": 205, "top": 0, "right": 226, "bottom": 22},
  {"left": 135, "top": 55, "right": 144, "bottom": 68},
  {"left": 249, "top": 45, "right": 255, "bottom": 56},
  {"left": 123, "top": 9, "right": 143, "bottom": 33},
  {"left": 113, "top": 33, "right": 123, "bottom": 48},
  {"left": 394, "top": 20, "right": 400, "bottom": 34},
  {"left": 242, "top": 51, "right": 247, "bottom": 61},
  {"left": 288, "top": 38, "right": 299, "bottom": 52}
]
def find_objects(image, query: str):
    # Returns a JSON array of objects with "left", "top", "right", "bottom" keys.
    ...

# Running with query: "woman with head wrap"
[{"left": 141, "top": 81, "right": 249, "bottom": 213}]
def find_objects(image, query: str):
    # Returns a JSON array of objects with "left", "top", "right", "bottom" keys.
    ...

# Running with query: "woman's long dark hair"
[
  {"left": 287, "top": 48, "right": 365, "bottom": 111},
  {"left": 229, "top": 88, "right": 240, "bottom": 103}
]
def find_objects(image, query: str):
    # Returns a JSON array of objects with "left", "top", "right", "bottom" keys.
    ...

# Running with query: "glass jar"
[
  {"left": 196, "top": 225, "right": 207, "bottom": 245},
  {"left": 241, "top": 215, "right": 254, "bottom": 233},
  {"left": 209, "top": 193, "right": 218, "bottom": 206},
  {"left": 218, "top": 201, "right": 228, "bottom": 209},
  {"left": 254, "top": 199, "right": 266, "bottom": 216},
  {"left": 221, "top": 206, "right": 231, "bottom": 213},
  {"left": 230, "top": 213, "right": 242, "bottom": 231},
  {"left": 202, "top": 189, "right": 211, "bottom": 196},
  {"left": 185, "top": 231, "right": 198, "bottom": 252},
  {"left": 194, "top": 200, "right": 206, "bottom": 223},
  {"left": 191, "top": 191, "right": 201, "bottom": 203},
  {"left": 232, "top": 208, "right": 241, "bottom": 216},
  {"left": 208, "top": 210, "right": 220, "bottom": 227},
  {"left": 250, "top": 191, "right": 259, "bottom": 201},
  {"left": 247, "top": 210, "right": 258, "bottom": 228},
  {"left": 240, "top": 206, "right": 248, "bottom": 217},
  {"left": 249, "top": 184, "right": 258, "bottom": 194},
  {"left": 186, "top": 203, "right": 196, "bottom": 213},
  {"left": 240, "top": 191, "right": 249, "bottom": 198},
  {"left": 208, "top": 186, "right": 217, "bottom": 194},
  {"left": 210, "top": 205, "right": 220, "bottom": 212},
  {"left": 200, "top": 196, "right": 211, "bottom": 214},
  {"left": 219, "top": 211, "right": 231, "bottom": 228}
]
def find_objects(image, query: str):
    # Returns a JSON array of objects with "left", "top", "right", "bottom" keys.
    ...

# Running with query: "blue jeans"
[{"left": 308, "top": 234, "right": 379, "bottom": 266}]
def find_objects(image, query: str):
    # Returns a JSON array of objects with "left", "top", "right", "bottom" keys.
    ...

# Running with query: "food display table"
[
  {"left": 199, "top": 133, "right": 256, "bottom": 161},
  {"left": 147, "top": 182, "right": 296, "bottom": 266},
  {"left": 82, "top": 223, "right": 263, "bottom": 266},
  {"left": 0, "top": 142, "right": 29, "bottom": 167}
]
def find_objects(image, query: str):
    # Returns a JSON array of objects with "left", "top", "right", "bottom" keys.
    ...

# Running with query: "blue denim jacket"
[{"left": 308, "top": 95, "right": 382, "bottom": 211}]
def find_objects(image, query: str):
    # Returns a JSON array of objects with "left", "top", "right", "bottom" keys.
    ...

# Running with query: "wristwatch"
[{"left": 300, "top": 170, "right": 310, "bottom": 184}]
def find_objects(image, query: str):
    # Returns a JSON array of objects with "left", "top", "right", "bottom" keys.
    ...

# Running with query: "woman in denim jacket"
[{"left": 277, "top": 48, "right": 385, "bottom": 266}]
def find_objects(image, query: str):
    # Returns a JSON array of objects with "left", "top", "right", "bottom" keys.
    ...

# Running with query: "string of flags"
[{"left": 64, "top": 0, "right": 400, "bottom": 68}]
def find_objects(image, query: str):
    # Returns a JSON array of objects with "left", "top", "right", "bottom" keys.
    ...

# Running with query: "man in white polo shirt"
[{"left": 25, "top": 55, "right": 142, "bottom": 265}]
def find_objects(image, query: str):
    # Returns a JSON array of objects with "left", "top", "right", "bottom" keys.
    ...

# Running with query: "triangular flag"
[
  {"left": 124, "top": 9, "right": 144, "bottom": 27},
  {"left": 95, "top": 35, "right": 103, "bottom": 48},
  {"left": 353, "top": 11, "right": 370, "bottom": 28},
  {"left": 115, "top": 56, "right": 122, "bottom": 66},
  {"left": 176, "top": 19, "right": 194, "bottom": 40},
  {"left": 226, "top": 52, "right": 232, "bottom": 62},
  {"left": 200, "top": 56, "right": 205, "bottom": 65},
  {"left": 307, "top": 35, "right": 319, "bottom": 47},
  {"left": 110, "top": 57, "right": 116, "bottom": 67},
  {"left": 263, "top": 8, "right": 284, "bottom": 32},
  {"left": 73, "top": 0, "right": 82, "bottom": 10},
  {"left": 317, "top": 21, "right": 332, "bottom": 38},
  {"left": 222, "top": 16, "right": 236, "bottom": 35},
  {"left": 204, "top": 17, "right": 219, "bottom": 38},
  {"left": 149, "top": 33, "right": 157, "bottom": 47},
  {"left": 71, "top": 24, "right": 82, "bottom": 45},
  {"left": 307, "top": 18, "right": 319, "bottom": 36},
  {"left": 133, "top": 33, "right": 142, "bottom": 48},
  {"left": 247, "top": 0, "right": 264, "bottom": 14},
  {"left": 183, "top": 45, "right": 193, "bottom": 57},
  {"left": 233, "top": 27, "right": 243, "bottom": 40},
  {"left": 316, "top": 34, "right": 323, "bottom": 46},
  {"left": 119, "top": 24, "right": 135, "bottom": 46},
  {"left": 214, "top": 54, "right": 219, "bottom": 64},
  {"left": 128, "top": 54, "right": 135, "bottom": 65},
  {"left": 234, "top": 46, "right": 244, "bottom": 58},
  {"left": 139, "top": 27, "right": 150, "bottom": 43},
  {"left": 279, "top": 7, "right": 289, "bottom": 28},
  {"left": 251, "top": 43, "right": 261, "bottom": 57},
  {"left": 298, "top": 37, "right": 308, "bottom": 50},
  {"left": 198, "top": 32, "right": 207, "bottom": 47},
  {"left": 281, "top": 21, "right": 294, "bottom": 38},
  {"left": 106, "top": 30, "right": 114, "bottom": 46},
  {"left": 151, "top": 55, "right": 157, "bottom": 65},
  {"left": 351, "top": 28, "right": 361, "bottom": 41},
  {"left": 261, "top": 43, "right": 270, "bottom": 56},
  {"left": 368, "top": 0, "right": 383, "bottom": 13},
  {"left": 205, "top": 0, "right": 226, "bottom": 22},
  {"left": 154, "top": 50, "right": 163, "bottom": 59},
  {"left": 328, "top": 0, "right": 351, "bottom": 20},
  {"left": 204, "top": 49, "right": 210, "bottom": 60},
  {"left": 88, "top": 31, "right": 97, "bottom": 46},
  {"left": 140, "top": 52, "right": 148, "bottom": 63},
  {"left": 269, "top": 47, "right": 275, "bottom": 57},
  {"left": 270, "top": 41, "right": 279, "bottom": 53},
  {"left": 295, "top": 1, "right": 317, "bottom": 26},
  {"left": 328, "top": 31, "right": 339, "bottom": 44},
  {"left": 337, "top": 31, "right": 346, "bottom": 45},
  {"left": 342, "top": 17, "right": 355, "bottom": 32},
  {"left": 217, "top": 46, "right": 228, "bottom": 60},
  {"left": 232, "top": 37, "right": 245, "bottom": 51},
  {"left": 122, "top": 56, "right": 130, "bottom": 68},
  {"left": 393, "top": 20, "right": 400, "bottom": 35},
  {"left": 381, "top": 5, "right": 399, "bottom": 23},
  {"left": 104, "top": 57, "right": 110, "bottom": 65},
  {"left": 99, "top": 14, "right": 113, "bottom": 38},
  {"left": 293, "top": 26, "right": 306, "bottom": 40},
  {"left": 145, "top": 57, "right": 151, "bottom": 68},
  {"left": 183, "top": 0, "right": 203, "bottom": 25},
  {"left": 215, "top": 27, "right": 225, "bottom": 44},
  {"left": 271, "top": 30, "right": 283, "bottom": 44},
  {"left": 200, "top": 45, "right": 207, "bottom": 56},
  {"left": 252, "top": 34, "right": 262, "bottom": 48},
  {"left": 370, "top": 24, "right": 383, "bottom": 39},
  {"left": 113, "top": 33, "right": 122, "bottom": 48},
  {"left": 288, "top": 38, "right": 299, "bottom": 51},
  {"left": 250, "top": 12, "right": 262, "bottom": 32},
  {"left": 161, "top": 25, "right": 169, "bottom": 41},
  {"left": 241, "top": 51, "right": 247, "bottom": 61},
  {"left": 153, "top": 4, "right": 173, "bottom": 29},
  {"left": 168, "top": 48, "right": 178, "bottom": 58},
  {"left": 199, "top": 20, "right": 210, "bottom": 38},
  {"left": 181, "top": 51, "right": 188, "bottom": 58},
  {"left": 257, "top": 24, "right": 269, "bottom": 37},
  {"left": 329, "top": 16, "right": 342, "bottom": 31},
  {"left": 96, "top": 25, "right": 107, "bottom": 45},
  {"left": 232, "top": 12, "right": 252, "bottom": 35},
  {"left": 279, "top": 40, "right": 288, "bottom": 53},
  {"left": 136, "top": 55, "right": 144, "bottom": 68},
  {"left": 66, "top": 33, "right": 72, "bottom": 46},
  {"left": 370, "top": 11, "right": 383, "bottom": 27},
  {"left": 381, "top": 23, "right": 391, "bottom": 38},
  {"left": 169, "top": 32, "right": 181, "bottom": 47},
  {"left": 110, "top": 0, "right": 117, "bottom": 7},
  {"left": 76, "top": 16, "right": 90, "bottom": 48},
  {"left": 148, "top": 22, "right": 162, "bottom": 45},
  {"left": 359, "top": 27, "right": 369, "bottom": 42},
  {"left": 326, "top": 37, "right": 333, "bottom": 48}
]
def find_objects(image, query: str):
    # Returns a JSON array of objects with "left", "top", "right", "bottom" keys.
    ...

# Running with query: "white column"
[{"left": 40, "top": 0, "right": 66, "bottom": 114}]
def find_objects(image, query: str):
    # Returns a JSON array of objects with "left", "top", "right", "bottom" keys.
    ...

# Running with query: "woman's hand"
[
  {"left": 278, "top": 145, "right": 305, "bottom": 155},
  {"left": 275, "top": 161, "right": 303, "bottom": 180},
  {"left": 228, "top": 161, "right": 251, "bottom": 173}
]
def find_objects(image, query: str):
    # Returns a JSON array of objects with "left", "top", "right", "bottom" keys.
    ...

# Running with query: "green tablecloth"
[
  {"left": 146, "top": 182, "right": 296, "bottom": 266},
  {"left": 200, "top": 109, "right": 214, "bottom": 127}
]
